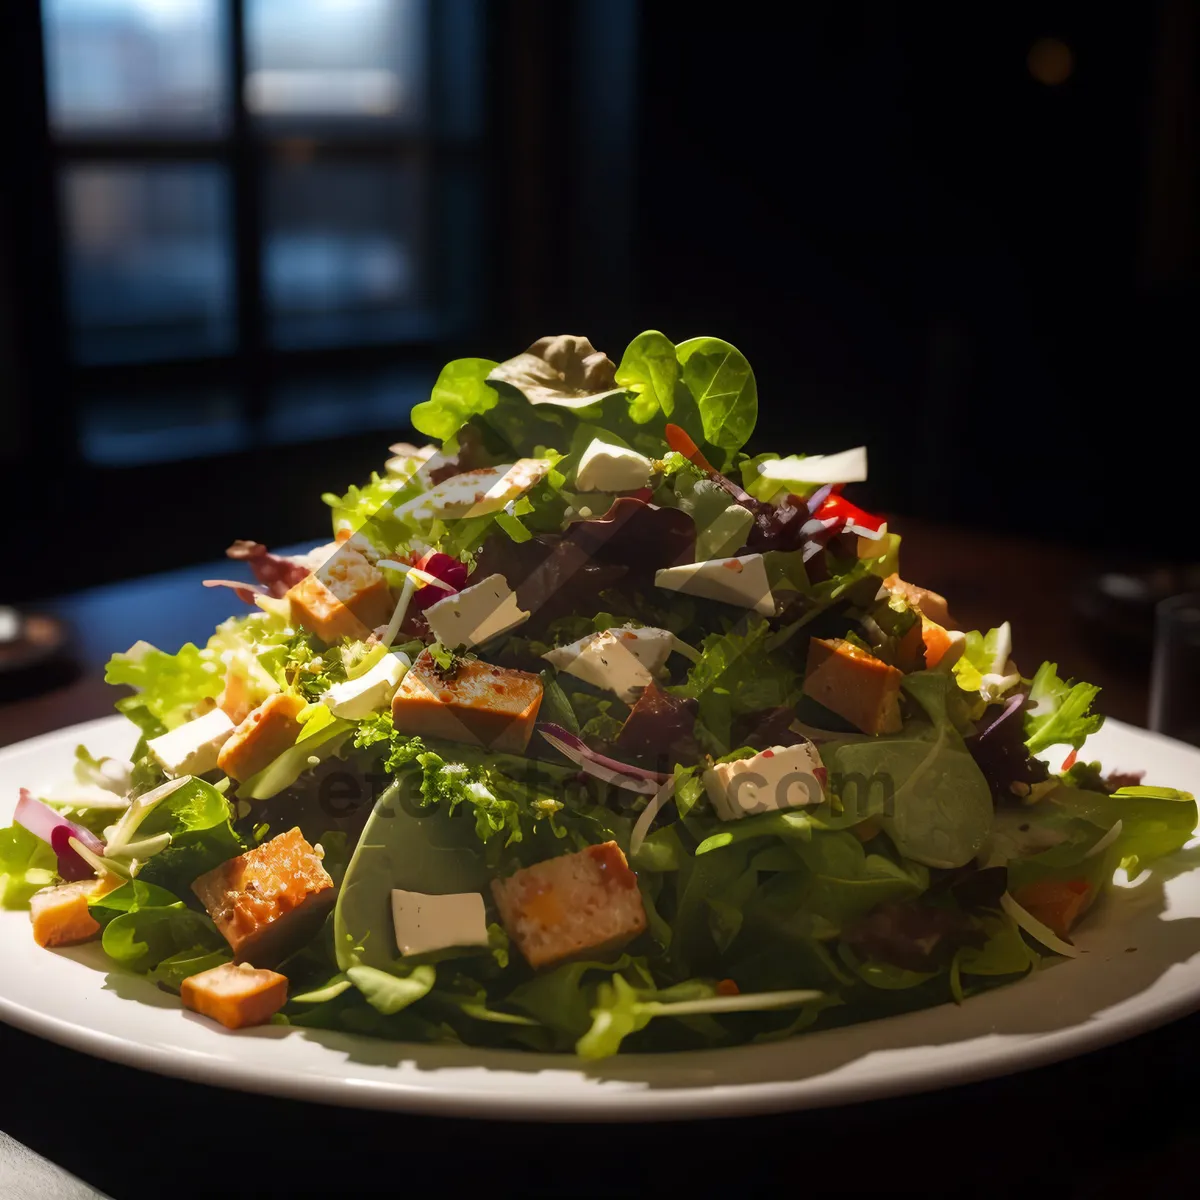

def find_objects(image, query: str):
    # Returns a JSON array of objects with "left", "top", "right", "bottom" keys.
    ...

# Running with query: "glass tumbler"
[{"left": 1150, "top": 593, "right": 1200, "bottom": 746}]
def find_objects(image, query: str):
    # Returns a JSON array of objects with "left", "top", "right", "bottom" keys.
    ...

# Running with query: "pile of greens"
[{"left": 1, "top": 329, "right": 1195, "bottom": 1060}]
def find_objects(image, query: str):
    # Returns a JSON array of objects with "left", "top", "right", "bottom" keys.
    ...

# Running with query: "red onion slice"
[
  {"left": 14, "top": 788, "right": 105, "bottom": 881},
  {"left": 804, "top": 484, "right": 834, "bottom": 515},
  {"left": 976, "top": 693, "right": 1026, "bottom": 740},
  {"left": 537, "top": 724, "right": 669, "bottom": 794}
]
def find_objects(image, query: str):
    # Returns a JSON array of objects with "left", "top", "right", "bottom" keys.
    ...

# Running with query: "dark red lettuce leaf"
[
  {"left": 733, "top": 706, "right": 807, "bottom": 751},
  {"left": 616, "top": 682, "right": 700, "bottom": 770},
  {"left": 475, "top": 498, "right": 695, "bottom": 629},
  {"left": 965, "top": 694, "right": 1050, "bottom": 804},
  {"left": 844, "top": 902, "right": 984, "bottom": 972},
  {"left": 225, "top": 540, "right": 311, "bottom": 596}
]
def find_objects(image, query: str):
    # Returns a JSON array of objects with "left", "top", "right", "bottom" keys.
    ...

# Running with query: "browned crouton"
[
  {"left": 804, "top": 637, "right": 904, "bottom": 735},
  {"left": 288, "top": 546, "right": 392, "bottom": 644},
  {"left": 30, "top": 875, "right": 121, "bottom": 949},
  {"left": 392, "top": 649, "right": 543, "bottom": 753},
  {"left": 191, "top": 828, "right": 334, "bottom": 966},
  {"left": 216, "top": 692, "right": 305, "bottom": 782},
  {"left": 180, "top": 961, "right": 288, "bottom": 1029},
  {"left": 491, "top": 842, "right": 647, "bottom": 970}
]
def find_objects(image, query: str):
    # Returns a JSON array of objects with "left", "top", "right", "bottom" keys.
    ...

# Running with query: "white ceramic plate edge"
[{"left": 2, "top": 714, "right": 1200, "bottom": 1122}]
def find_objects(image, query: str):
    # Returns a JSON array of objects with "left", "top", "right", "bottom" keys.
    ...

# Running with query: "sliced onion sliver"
[
  {"left": 630, "top": 776, "right": 677, "bottom": 859},
  {"left": 15, "top": 789, "right": 106, "bottom": 881},
  {"left": 1084, "top": 819, "right": 1124, "bottom": 860},
  {"left": 537, "top": 724, "right": 667, "bottom": 794},
  {"left": 1000, "top": 892, "right": 1080, "bottom": 959}
]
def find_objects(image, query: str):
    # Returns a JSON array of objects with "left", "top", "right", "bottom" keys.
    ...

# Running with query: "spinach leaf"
[
  {"left": 615, "top": 329, "right": 679, "bottom": 423},
  {"left": 675, "top": 336, "right": 758, "bottom": 454},
  {"left": 346, "top": 963, "right": 436, "bottom": 1015},
  {"left": 823, "top": 672, "right": 993, "bottom": 869},
  {"left": 333, "top": 776, "right": 489, "bottom": 972}
]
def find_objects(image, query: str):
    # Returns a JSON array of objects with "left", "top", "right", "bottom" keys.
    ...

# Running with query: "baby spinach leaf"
[{"left": 675, "top": 336, "right": 758, "bottom": 453}]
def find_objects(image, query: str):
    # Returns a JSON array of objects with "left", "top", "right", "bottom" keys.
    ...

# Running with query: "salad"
[{"left": 2, "top": 330, "right": 1195, "bottom": 1060}]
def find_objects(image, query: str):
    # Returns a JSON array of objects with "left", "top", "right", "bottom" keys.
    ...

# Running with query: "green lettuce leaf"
[
  {"left": 322, "top": 471, "right": 423, "bottom": 545},
  {"left": 577, "top": 974, "right": 824, "bottom": 1060},
  {"left": 1023, "top": 662, "right": 1104, "bottom": 754},
  {"left": 346, "top": 963, "right": 436, "bottom": 1015},
  {"left": 1049, "top": 784, "right": 1196, "bottom": 875},
  {"left": 675, "top": 616, "right": 804, "bottom": 755},
  {"left": 133, "top": 778, "right": 244, "bottom": 893},
  {"left": 105, "top": 641, "right": 224, "bottom": 733},
  {"left": 90, "top": 880, "right": 224, "bottom": 974},
  {"left": 410, "top": 357, "right": 500, "bottom": 441},
  {"left": 0, "top": 824, "right": 57, "bottom": 909}
]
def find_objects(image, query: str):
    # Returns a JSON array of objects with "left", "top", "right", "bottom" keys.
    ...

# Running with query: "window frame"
[{"left": 40, "top": 0, "right": 491, "bottom": 453}]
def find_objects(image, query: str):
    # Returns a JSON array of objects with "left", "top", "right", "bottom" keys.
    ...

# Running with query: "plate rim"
[{"left": 2, "top": 713, "right": 1199, "bottom": 1122}]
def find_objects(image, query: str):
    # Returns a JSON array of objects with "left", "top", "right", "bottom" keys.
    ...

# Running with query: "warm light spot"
[{"left": 1028, "top": 37, "right": 1074, "bottom": 86}]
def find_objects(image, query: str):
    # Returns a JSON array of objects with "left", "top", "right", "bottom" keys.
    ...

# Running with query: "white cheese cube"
[
  {"left": 655, "top": 554, "right": 775, "bottom": 615},
  {"left": 324, "top": 651, "right": 411, "bottom": 720},
  {"left": 391, "top": 889, "right": 490, "bottom": 957},
  {"left": 576, "top": 438, "right": 652, "bottom": 492},
  {"left": 542, "top": 625, "right": 684, "bottom": 701},
  {"left": 695, "top": 503, "right": 755, "bottom": 561},
  {"left": 543, "top": 630, "right": 652, "bottom": 703},
  {"left": 702, "top": 742, "right": 826, "bottom": 822},
  {"left": 147, "top": 708, "right": 236, "bottom": 778},
  {"left": 423, "top": 573, "right": 530, "bottom": 648}
]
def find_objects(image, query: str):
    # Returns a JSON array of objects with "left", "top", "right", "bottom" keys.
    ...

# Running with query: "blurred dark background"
[{"left": 2, "top": 0, "right": 1197, "bottom": 603}]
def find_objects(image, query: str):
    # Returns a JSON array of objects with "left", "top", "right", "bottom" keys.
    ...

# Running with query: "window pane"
[
  {"left": 42, "top": 0, "right": 227, "bottom": 136},
  {"left": 264, "top": 367, "right": 430, "bottom": 445},
  {"left": 245, "top": 0, "right": 427, "bottom": 128},
  {"left": 264, "top": 160, "right": 432, "bottom": 348},
  {"left": 61, "top": 164, "right": 235, "bottom": 363},
  {"left": 79, "top": 390, "right": 249, "bottom": 465}
]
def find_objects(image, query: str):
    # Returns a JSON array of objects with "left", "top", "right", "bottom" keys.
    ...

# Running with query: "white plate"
[{"left": 3, "top": 715, "right": 1200, "bottom": 1121}]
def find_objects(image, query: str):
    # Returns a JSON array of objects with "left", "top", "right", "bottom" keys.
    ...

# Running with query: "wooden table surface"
[{"left": 2, "top": 519, "right": 1187, "bottom": 1200}]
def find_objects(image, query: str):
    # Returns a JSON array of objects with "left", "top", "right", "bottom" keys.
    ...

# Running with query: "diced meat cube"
[
  {"left": 191, "top": 828, "right": 334, "bottom": 966},
  {"left": 921, "top": 616, "right": 966, "bottom": 670},
  {"left": 180, "top": 961, "right": 288, "bottom": 1029},
  {"left": 391, "top": 648, "right": 543, "bottom": 753},
  {"left": 1013, "top": 878, "right": 1095, "bottom": 939},
  {"left": 804, "top": 637, "right": 904, "bottom": 735},
  {"left": 491, "top": 841, "right": 647, "bottom": 969},
  {"left": 893, "top": 619, "right": 926, "bottom": 673},
  {"left": 216, "top": 692, "right": 305, "bottom": 782},
  {"left": 288, "top": 545, "right": 392, "bottom": 644},
  {"left": 30, "top": 875, "right": 121, "bottom": 949},
  {"left": 883, "top": 573, "right": 954, "bottom": 629}
]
